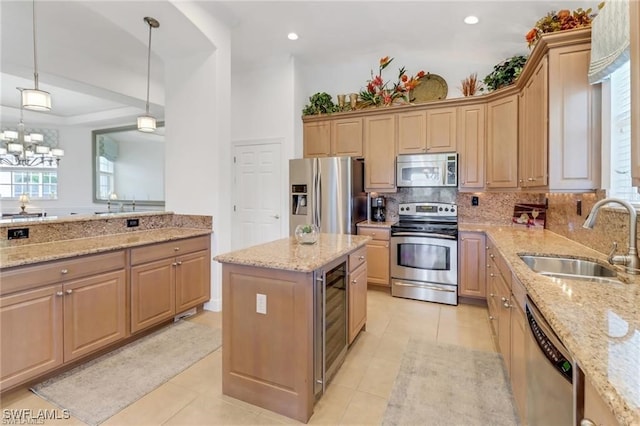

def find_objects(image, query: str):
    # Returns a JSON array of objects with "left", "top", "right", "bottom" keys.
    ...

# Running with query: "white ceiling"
[{"left": 1, "top": 0, "right": 601, "bottom": 127}]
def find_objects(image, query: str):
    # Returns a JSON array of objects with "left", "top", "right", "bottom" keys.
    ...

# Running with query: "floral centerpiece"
[
  {"left": 525, "top": 6, "right": 601, "bottom": 48},
  {"left": 359, "top": 57, "right": 425, "bottom": 107}
]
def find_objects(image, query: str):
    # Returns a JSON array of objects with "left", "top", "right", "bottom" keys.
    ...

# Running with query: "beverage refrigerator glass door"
[{"left": 396, "top": 153, "right": 458, "bottom": 187}]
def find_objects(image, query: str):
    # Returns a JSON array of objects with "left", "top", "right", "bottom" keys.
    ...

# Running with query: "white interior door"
[{"left": 231, "top": 141, "right": 283, "bottom": 250}]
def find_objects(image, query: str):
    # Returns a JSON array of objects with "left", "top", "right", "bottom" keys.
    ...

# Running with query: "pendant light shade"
[
  {"left": 23, "top": 0, "right": 51, "bottom": 111},
  {"left": 138, "top": 17, "right": 159, "bottom": 132}
]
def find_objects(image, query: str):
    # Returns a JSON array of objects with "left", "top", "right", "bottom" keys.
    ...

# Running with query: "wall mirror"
[{"left": 92, "top": 123, "right": 165, "bottom": 207}]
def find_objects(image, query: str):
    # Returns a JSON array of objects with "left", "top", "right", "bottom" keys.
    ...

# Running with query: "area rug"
[
  {"left": 382, "top": 339, "right": 520, "bottom": 426},
  {"left": 31, "top": 320, "right": 221, "bottom": 426}
]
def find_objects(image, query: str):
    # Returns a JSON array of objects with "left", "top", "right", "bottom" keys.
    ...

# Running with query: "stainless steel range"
[{"left": 390, "top": 202, "right": 458, "bottom": 305}]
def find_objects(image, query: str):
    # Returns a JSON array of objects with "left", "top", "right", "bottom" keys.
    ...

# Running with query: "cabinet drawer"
[
  {"left": 131, "top": 235, "right": 210, "bottom": 265},
  {"left": 0, "top": 251, "right": 126, "bottom": 296},
  {"left": 357, "top": 227, "right": 390, "bottom": 241},
  {"left": 349, "top": 246, "right": 367, "bottom": 272}
]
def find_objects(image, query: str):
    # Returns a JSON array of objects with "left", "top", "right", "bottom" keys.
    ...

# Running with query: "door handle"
[{"left": 273, "top": 214, "right": 280, "bottom": 219}]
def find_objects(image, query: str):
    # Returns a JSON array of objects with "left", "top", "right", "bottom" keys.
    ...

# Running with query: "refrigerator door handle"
[{"left": 313, "top": 160, "right": 321, "bottom": 229}]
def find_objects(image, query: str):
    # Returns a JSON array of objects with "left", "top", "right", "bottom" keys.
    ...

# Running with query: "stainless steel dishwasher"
[{"left": 526, "top": 297, "right": 574, "bottom": 425}]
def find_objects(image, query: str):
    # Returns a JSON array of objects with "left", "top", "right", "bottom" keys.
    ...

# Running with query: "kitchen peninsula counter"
[
  {"left": 214, "top": 233, "right": 370, "bottom": 423},
  {"left": 459, "top": 224, "right": 640, "bottom": 425}
]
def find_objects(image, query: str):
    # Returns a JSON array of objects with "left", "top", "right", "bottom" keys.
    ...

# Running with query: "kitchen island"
[{"left": 214, "top": 233, "right": 370, "bottom": 423}]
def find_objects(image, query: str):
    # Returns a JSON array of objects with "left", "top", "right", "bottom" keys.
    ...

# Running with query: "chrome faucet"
[{"left": 582, "top": 198, "right": 640, "bottom": 274}]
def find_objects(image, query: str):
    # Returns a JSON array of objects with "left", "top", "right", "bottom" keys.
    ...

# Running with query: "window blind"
[{"left": 588, "top": 0, "right": 631, "bottom": 84}]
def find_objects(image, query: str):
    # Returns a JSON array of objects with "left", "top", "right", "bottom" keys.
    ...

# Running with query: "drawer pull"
[
  {"left": 61, "top": 269, "right": 69, "bottom": 274},
  {"left": 56, "top": 291, "right": 64, "bottom": 297},
  {"left": 172, "top": 262, "right": 178, "bottom": 266},
  {"left": 177, "top": 261, "right": 183, "bottom": 265},
  {"left": 66, "top": 289, "right": 73, "bottom": 295},
  {"left": 358, "top": 256, "right": 365, "bottom": 260},
  {"left": 351, "top": 279, "right": 357, "bottom": 284},
  {"left": 174, "top": 247, "right": 180, "bottom": 252}
]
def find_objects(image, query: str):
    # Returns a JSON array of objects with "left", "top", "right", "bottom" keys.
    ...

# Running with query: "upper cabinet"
[
  {"left": 486, "top": 93, "right": 519, "bottom": 189},
  {"left": 303, "top": 118, "right": 363, "bottom": 158},
  {"left": 364, "top": 114, "right": 397, "bottom": 192},
  {"left": 630, "top": 1, "right": 640, "bottom": 186},
  {"left": 397, "top": 107, "right": 457, "bottom": 155},
  {"left": 457, "top": 103, "right": 486, "bottom": 190}
]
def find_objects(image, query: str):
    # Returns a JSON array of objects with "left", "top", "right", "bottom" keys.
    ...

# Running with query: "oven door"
[{"left": 390, "top": 233, "right": 458, "bottom": 285}]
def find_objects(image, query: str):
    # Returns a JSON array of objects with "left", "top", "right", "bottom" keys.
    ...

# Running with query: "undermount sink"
[{"left": 519, "top": 255, "right": 622, "bottom": 284}]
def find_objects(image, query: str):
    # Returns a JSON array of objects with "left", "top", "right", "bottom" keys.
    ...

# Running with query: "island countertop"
[
  {"left": 214, "top": 233, "right": 371, "bottom": 272},
  {"left": 460, "top": 224, "right": 640, "bottom": 425}
]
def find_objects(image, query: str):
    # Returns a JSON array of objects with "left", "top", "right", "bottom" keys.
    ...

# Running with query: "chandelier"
[{"left": 0, "top": 88, "right": 64, "bottom": 167}]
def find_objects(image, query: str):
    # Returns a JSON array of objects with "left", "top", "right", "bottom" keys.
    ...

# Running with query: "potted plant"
[
  {"left": 482, "top": 55, "right": 528, "bottom": 92},
  {"left": 302, "top": 92, "right": 339, "bottom": 116}
]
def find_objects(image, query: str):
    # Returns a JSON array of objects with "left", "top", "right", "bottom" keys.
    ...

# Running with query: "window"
[
  {"left": 98, "top": 156, "right": 115, "bottom": 199},
  {"left": 0, "top": 167, "right": 58, "bottom": 199},
  {"left": 605, "top": 60, "right": 637, "bottom": 202}
]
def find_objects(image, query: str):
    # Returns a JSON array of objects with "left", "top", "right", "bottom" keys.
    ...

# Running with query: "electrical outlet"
[
  {"left": 256, "top": 293, "right": 267, "bottom": 315},
  {"left": 576, "top": 200, "right": 582, "bottom": 216},
  {"left": 126, "top": 218, "right": 140, "bottom": 227},
  {"left": 471, "top": 196, "right": 479, "bottom": 206},
  {"left": 7, "top": 228, "right": 29, "bottom": 240}
]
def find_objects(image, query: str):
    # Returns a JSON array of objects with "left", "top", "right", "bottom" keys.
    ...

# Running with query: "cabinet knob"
[
  {"left": 358, "top": 255, "right": 365, "bottom": 260},
  {"left": 61, "top": 269, "right": 68, "bottom": 274},
  {"left": 489, "top": 293, "right": 495, "bottom": 298},
  {"left": 519, "top": 179, "right": 524, "bottom": 183},
  {"left": 172, "top": 262, "right": 178, "bottom": 266},
  {"left": 490, "top": 254, "right": 495, "bottom": 259},
  {"left": 352, "top": 279, "right": 357, "bottom": 284},
  {"left": 503, "top": 301, "right": 511, "bottom": 309},
  {"left": 490, "top": 273, "right": 495, "bottom": 277},
  {"left": 580, "top": 419, "right": 596, "bottom": 426},
  {"left": 177, "top": 261, "right": 183, "bottom": 265},
  {"left": 487, "top": 264, "right": 491, "bottom": 268},
  {"left": 486, "top": 182, "right": 490, "bottom": 185},
  {"left": 461, "top": 237, "right": 465, "bottom": 241},
  {"left": 372, "top": 232, "right": 376, "bottom": 236},
  {"left": 385, "top": 244, "right": 389, "bottom": 248},
  {"left": 489, "top": 315, "right": 495, "bottom": 320},
  {"left": 174, "top": 247, "right": 180, "bottom": 252},
  {"left": 527, "top": 177, "right": 534, "bottom": 181},
  {"left": 56, "top": 291, "right": 64, "bottom": 297},
  {"left": 66, "top": 289, "right": 73, "bottom": 295},
  {"left": 485, "top": 246, "right": 489, "bottom": 250}
]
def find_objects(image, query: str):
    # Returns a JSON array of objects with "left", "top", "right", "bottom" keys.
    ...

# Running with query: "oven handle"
[
  {"left": 394, "top": 281, "right": 456, "bottom": 293},
  {"left": 391, "top": 232, "right": 457, "bottom": 240}
]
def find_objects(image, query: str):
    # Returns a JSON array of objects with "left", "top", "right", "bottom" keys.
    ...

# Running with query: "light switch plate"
[{"left": 256, "top": 293, "right": 267, "bottom": 315}]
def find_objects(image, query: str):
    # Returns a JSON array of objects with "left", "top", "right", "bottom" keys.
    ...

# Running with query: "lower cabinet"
[
  {"left": 583, "top": 375, "right": 619, "bottom": 426},
  {"left": 348, "top": 261, "right": 367, "bottom": 344},
  {"left": 0, "top": 254, "right": 126, "bottom": 390},
  {"left": 458, "top": 232, "right": 486, "bottom": 298},
  {"left": 510, "top": 279, "right": 527, "bottom": 421},
  {"left": 357, "top": 225, "right": 390, "bottom": 286},
  {"left": 130, "top": 235, "right": 211, "bottom": 334}
]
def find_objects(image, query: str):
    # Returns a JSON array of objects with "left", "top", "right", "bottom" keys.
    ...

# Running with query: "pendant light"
[
  {"left": 138, "top": 17, "right": 159, "bottom": 133},
  {"left": 22, "top": 0, "right": 51, "bottom": 111}
]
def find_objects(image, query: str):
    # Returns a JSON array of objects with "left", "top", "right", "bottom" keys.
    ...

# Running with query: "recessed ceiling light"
[
  {"left": 287, "top": 32, "right": 299, "bottom": 40},
  {"left": 464, "top": 15, "right": 479, "bottom": 25}
]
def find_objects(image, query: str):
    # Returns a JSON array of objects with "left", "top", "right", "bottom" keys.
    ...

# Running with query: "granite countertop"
[
  {"left": 356, "top": 220, "right": 396, "bottom": 228},
  {"left": 460, "top": 224, "right": 640, "bottom": 425},
  {"left": 0, "top": 227, "right": 212, "bottom": 269},
  {"left": 214, "top": 233, "right": 371, "bottom": 272}
]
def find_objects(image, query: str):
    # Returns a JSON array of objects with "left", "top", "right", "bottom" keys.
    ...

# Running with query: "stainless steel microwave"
[{"left": 396, "top": 153, "right": 458, "bottom": 187}]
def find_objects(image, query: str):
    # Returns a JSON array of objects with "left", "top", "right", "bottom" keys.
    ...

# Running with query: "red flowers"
[{"left": 359, "top": 56, "right": 425, "bottom": 106}]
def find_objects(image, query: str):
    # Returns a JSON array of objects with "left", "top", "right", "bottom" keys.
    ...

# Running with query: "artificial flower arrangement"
[
  {"left": 359, "top": 56, "right": 425, "bottom": 107},
  {"left": 525, "top": 5, "right": 602, "bottom": 48}
]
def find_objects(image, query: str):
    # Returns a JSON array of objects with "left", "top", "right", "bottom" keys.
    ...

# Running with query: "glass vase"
[{"left": 294, "top": 224, "right": 319, "bottom": 244}]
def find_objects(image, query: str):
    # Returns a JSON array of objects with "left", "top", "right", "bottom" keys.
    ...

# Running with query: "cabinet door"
[
  {"left": 397, "top": 110, "right": 427, "bottom": 154},
  {"left": 130, "top": 258, "right": 176, "bottom": 333},
  {"left": 496, "top": 272, "right": 511, "bottom": 372},
  {"left": 426, "top": 107, "right": 457, "bottom": 152},
  {"left": 365, "top": 240, "right": 390, "bottom": 286},
  {"left": 0, "top": 285, "right": 63, "bottom": 389},
  {"left": 458, "top": 232, "right": 486, "bottom": 298},
  {"left": 303, "top": 121, "right": 331, "bottom": 158},
  {"left": 348, "top": 263, "right": 367, "bottom": 344},
  {"left": 510, "top": 302, "right": 527, "bottom": 422},
  {"left": 63, "top": 270, "right": 126, "bottom": 361},
  {"left": 548, "top": 44, "right": 601, "bottom": 190},
  {"left": 520, "top": 57, "right": 548, "bottom": 188},
  {"left": 486, "top": 94, "right": 519, "bottom": 188},
  {"left": 332, "top": 118, "right": 363, "bottom": 157},
  {"left": 175, "top": 250, "right": 211, "bottom": 313},
  {"left": 457, "top": 104, "right": 486, "bottom": 190},
  {"left": 364, "top": 114, "right": 397, "bottom": 192}
]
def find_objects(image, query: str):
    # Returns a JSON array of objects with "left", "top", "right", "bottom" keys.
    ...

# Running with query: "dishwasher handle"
[{"left": 525, "top": 297, "right": 573, "bottom": 383}]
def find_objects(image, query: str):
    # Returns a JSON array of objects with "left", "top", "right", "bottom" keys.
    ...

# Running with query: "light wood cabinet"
[
  {"left": 486, "top": 240, "right": 511, "bottom": 371},
  {"left": 631, "top": 0, "right": 640, "bottom": 186},
  {"left": 486, "top": 93, "right": 519, "bottom": 189},
  {"left": 510, "top": 277, "right": 527, "bottom": 422},
  {"left": 357, "top": 226, "right": 390, "bottom": 286},
  {"left": 547, "top": 42, "right": 601, "bottom": 190},
  {"left": 457, "top": 104, "right": 486, "bottom": 190},
  {"left": 0, "top": 252, "right": 126, "bottom": 390},
  {"left": 519, "top": 57, "right": 548, "bottom": 188},
  {"left": 583, "top": 375, "right": 618, "bottom": 426},
  {"left": 364, "top": 114, "right": 397, "bottom": 192},
  {"left": 303, "top": 118, "right": 363, "bottom": 158},
  {"left": 426, "top": 107, "right": 457, "bottom": 152},
  {"left": 397, "top": 110, "right": 427, "bottom": 154},
  {"left": 348, "top": 257, "right": 367, "bottom": 344},
  {"left": 130, "top": 235, "right": 211, "bottom": 334},
  {"left": 458, "top": 232, "right": 486, "bottom": 298}
]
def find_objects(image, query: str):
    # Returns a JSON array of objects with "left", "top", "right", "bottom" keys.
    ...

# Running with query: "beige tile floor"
[{"left": 1, "top": 288, "right": 495, "bottom": 425}]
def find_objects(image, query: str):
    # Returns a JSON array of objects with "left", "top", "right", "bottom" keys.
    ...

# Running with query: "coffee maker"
[{"left": 371, "top": 196, "right": 386, "bottom": 222}]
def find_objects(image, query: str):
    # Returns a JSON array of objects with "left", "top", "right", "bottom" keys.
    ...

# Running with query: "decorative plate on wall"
[{"left": 411, "top": 73, "right": 448, "bottom": 102}]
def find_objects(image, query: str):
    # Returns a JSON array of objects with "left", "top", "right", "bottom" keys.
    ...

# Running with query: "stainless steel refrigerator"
[{"left": 289, "top": 157, "right": 367, "bottom": 235}]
